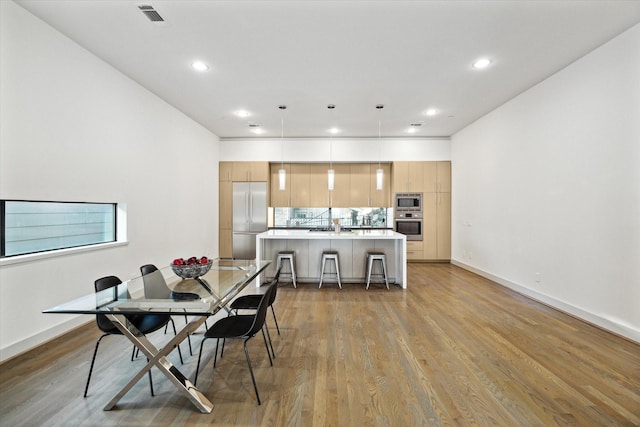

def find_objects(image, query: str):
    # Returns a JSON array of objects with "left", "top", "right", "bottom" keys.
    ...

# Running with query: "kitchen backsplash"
[{"left": 271, "top": 207, "right": 391, "bottom": 228}]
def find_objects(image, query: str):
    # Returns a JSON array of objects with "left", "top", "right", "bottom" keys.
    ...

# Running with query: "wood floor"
[{"left": 1, "top": 263, "right": 638, "bottom": 426}]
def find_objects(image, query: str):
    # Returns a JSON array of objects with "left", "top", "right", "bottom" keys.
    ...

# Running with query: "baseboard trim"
[
  {"left": 0, "top": 315, "right": 91, "bottom": 363},
  {"left": 451, "top": 259, "right": 640, "bottom": 345}
]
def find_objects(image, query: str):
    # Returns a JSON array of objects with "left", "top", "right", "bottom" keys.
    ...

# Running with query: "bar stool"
[
  {"left": 276, "top": 251, "right": 297, "bottom": 288},
  {"left": 319, "top": 251, "right": 342, "bottom": 289},
  {"left": 366, "top": 252, "right": 389, "bottom": 290}
]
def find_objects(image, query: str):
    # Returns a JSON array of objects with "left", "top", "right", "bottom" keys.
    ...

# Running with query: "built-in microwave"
[{"left": 395, "top": 193, "right": 422, "bottom": 211}]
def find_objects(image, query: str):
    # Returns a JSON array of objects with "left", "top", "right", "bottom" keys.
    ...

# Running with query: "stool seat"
[
  {"left": 366, "top": 252, "right": 389, "bottom": 290},
  {"left": 276, "top": 251, "right": 297, "bottom": 288},
  {"left": 319, "top": 251, "right": 341, "bottom": 289}
]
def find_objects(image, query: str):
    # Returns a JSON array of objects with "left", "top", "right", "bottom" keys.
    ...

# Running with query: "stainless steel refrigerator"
[{"left": 232, "top": 182, "right": 267, "bottom": 259}]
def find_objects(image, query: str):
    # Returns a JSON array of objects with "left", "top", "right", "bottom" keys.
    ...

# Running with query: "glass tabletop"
[{"left": 43, "top": 259, "right": 271, "bottom": 317}]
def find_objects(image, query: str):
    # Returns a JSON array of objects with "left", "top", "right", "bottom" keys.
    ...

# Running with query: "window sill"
[{"left": 0, "top": 241, "right": 129, "bottom": 267}]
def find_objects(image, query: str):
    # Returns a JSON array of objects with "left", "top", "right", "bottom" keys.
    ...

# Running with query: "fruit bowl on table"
[{"left": 171, "top": 260, "right": 213, "bottom": 279}]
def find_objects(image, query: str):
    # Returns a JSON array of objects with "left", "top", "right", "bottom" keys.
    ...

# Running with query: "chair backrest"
[
  {"left": 94, "top": 276, "right": 122, "bottom": 332},
  {"left": 247, "top": 284, "right": 275, "bottom": 337},
  {"left": 267, "top": 266, "right": 282, "bottom": 306},
  {"left": 140, "top": 264, "right": 171, "bottom": 299}
]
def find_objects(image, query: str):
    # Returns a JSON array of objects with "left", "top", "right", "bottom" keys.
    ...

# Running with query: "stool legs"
[
  {"left": 319, "top": 254, "right": 342, "bottom": 289},
  {"left": 366, "top": 255, "right": 389, "bottom": 290},
  {"left": 276, "top": 253, "right": 297, "bottom": 288}
]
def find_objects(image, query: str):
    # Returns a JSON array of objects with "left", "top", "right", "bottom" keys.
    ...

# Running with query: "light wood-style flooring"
[{"left": 1, "top": 263, "right": 638, "bottom": 426}]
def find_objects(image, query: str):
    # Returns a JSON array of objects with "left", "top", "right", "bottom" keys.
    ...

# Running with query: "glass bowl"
[{"left": 171, "top": 260, "right": 212, "bottom": 279}]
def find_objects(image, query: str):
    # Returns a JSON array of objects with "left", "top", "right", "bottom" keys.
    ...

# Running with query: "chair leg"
[
  {"left": 243, "top": 338, "right": 261, "bottom": 405},
  {"left": 147, "top": 358, "right": 154, "bottom": 396},
  {"left": 131, "top": 345, "right": 136, "bottom": 361},
  {"left": 169, "top": 318, "right": 184, "bottom": 365},
  {"left": 183, "top": 315, "right": 193, "bottom": 356},
  {"left": 270, "top": 306, "right": 281, "bottom": 336},
  {"left": 84, "top": 334, "right": 107, "bottom": 397},
  {"left": 214, "top": 339, "right": 220, "bottom": 368},
  {"left": 261, "top": 327, "right": 273, "bottom": 366}
]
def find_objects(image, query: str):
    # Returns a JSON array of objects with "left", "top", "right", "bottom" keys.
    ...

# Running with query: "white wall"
[
  {"left": 451, "top": 24, "right": 640, "bottom": 342},
  {"left": 219, "top": 137, "right": 451, "bottom": 162},
  {"left": 0, "top": 2, "right": 220, "bottom": 361}
]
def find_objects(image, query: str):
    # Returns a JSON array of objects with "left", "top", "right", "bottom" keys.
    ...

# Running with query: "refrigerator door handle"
[{"left": 245, "top": 192, "right": 250, "bottom": 223}]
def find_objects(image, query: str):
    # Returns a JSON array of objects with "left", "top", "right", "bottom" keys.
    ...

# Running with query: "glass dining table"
[{"left": 43, "top": 258, "right": 271, "bottom": 413}]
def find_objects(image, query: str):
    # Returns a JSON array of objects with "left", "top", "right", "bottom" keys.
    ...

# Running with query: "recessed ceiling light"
[
  {"left": 472, "top": 58, "right": 492, "bottom": 69},
  {"left": 425, "top": 108, "right": 439, "bottom": 116},
  {"left": 328, "top": 127, "right": 340, "bottom": 134},
  {"left": 191, "top": 61, "right": 209, "bottom": 72},
  {"left": 235, "top": 110, "right": 251, "bottom": 118}
]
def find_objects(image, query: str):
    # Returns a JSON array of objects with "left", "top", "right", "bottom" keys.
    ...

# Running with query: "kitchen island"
[{"left": 256, "top": 229, "right": 407, "bottom": 288}]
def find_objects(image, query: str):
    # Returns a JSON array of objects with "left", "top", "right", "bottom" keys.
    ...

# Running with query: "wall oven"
[{"left": 394, "top": 212, "right": 423, "bottom": 241}]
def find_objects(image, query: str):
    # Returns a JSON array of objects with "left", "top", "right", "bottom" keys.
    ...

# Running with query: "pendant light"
[
  {"left": 327, "top": 104, "right": 335, "bottom": 191},
  {"left": 278, "top": 105, "right": 287, "bottom": 191},
  {"left": 376, "top": 104, "right": 384, "bottom": 190}
]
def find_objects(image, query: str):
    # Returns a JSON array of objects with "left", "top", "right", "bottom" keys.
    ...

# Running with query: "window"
[{"left": 1, "top": 200, "right": 117, "bottom": 258}]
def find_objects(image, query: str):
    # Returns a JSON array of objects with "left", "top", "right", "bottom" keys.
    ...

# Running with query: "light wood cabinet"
[
  {"left": 231, "top": 161, "right": 269, "bottom": 182},
  {"left": 268, "top": 162, "right": 391, "bottom": 208},
  {"left": 436, "top": 192, "right": 451, "bottom": 259},
  {"left": 219, "top": 180, "right": 233, "bottom": 258},
  {"left": 219, "top": 181, "right": 232, "bottom": 229},
  {"left": 330, "top": 164, "right": 351, "bottom": 207},
  {"left": 350, "top": 164, "right": 370, "bottom": 207},
  {"left": 290, "top": 163, "right": 310, "bottom": 207},
  {"left": 390, "top": 160, "right": 451, "bottom": 261},
  {"left": 392, "top": 161, "right": 424, "bottom": 193},
  {"left": 406, "top": 241, "right": 424, "bottom": 260},
  {"left": 350, "top": 163, "right": 391, "bottom": 207},
  {"left": 219, "top": 229, "right": 233, "bottom": 259},
  {"left": 423, "top": 192, "right": 451, "bottom": 260},
  {"left": 423, "top": 161, "right": 451, "bottom": 192},
  {"left": 309, "top": 164, "right": 331, "bottom": 207},
  {"left": 369, "top": 163, "right": 391, "bottom": 207},
  {"left": 219, "top": 162, "right": 233, "bottom": 182},
  {"left": 270, "top": 163, "right": 290, "bottom": 206}
]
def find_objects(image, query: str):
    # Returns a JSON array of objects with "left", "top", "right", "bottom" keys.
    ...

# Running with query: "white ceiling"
[{"left": 14, "top": 0, "right": 640, "bottom": 139}]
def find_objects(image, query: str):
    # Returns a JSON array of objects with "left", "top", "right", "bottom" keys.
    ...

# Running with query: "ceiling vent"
[
  {"left": 138, "top": 5, "right": 165, "bottom": 22},
  {"left": 410, "top": 123, "right": 423, "bottom": 127}
]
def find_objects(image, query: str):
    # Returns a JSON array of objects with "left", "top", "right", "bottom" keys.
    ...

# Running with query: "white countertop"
[{"left": 258, "top": 229, "right": 405, "bottom": 240}]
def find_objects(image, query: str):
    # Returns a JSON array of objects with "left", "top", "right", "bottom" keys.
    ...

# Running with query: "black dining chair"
[
  {"left": 193, "top": 283, "right": 276, "bottom": 405},
  {"left": 84, "top": 275, "right": 182, "bottom": 398},
  {"left": 229, "top": 267, "right": 282, "bottom": 359}
]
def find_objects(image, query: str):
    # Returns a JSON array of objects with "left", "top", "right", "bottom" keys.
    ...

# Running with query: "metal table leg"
[{"left": 103, "top": 313, "right": 213, "bottom": 413}]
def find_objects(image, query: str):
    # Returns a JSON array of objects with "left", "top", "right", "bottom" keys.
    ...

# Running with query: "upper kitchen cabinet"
[
  {"left": 423, "top": 161, "right": 451, "bottom": 193},
  {"left": 350, "top": 164, "right": 370, "bottom": 207},
  {"left": 231, "top": 161, "right": 269, "bottom": 182},
  {"left": 290, "top": 163, "right": 311, "bottom": 207},
  {"left": 369, "top": 163, "right": 391, "bottom": 207},
  {"left": 350, "top": 164, "right": 391, "bottom": 207},
  {"left": 219, "top": 162, "right": 233, "bottom": 182},
  {"left": 220, "top": 161, "right": 268, "bottom": 182},
  {"left": 330, "top": 164, "right": 351, "bottom": 207},
  {"left": 309, "top": 163, "right": 331, "bottom": 207},
  {"left": 392, "top": 161, "right": 424, "bottom": 193},
  {"left": 270, "top": 163, "right": 290, "bottom": 207}
]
